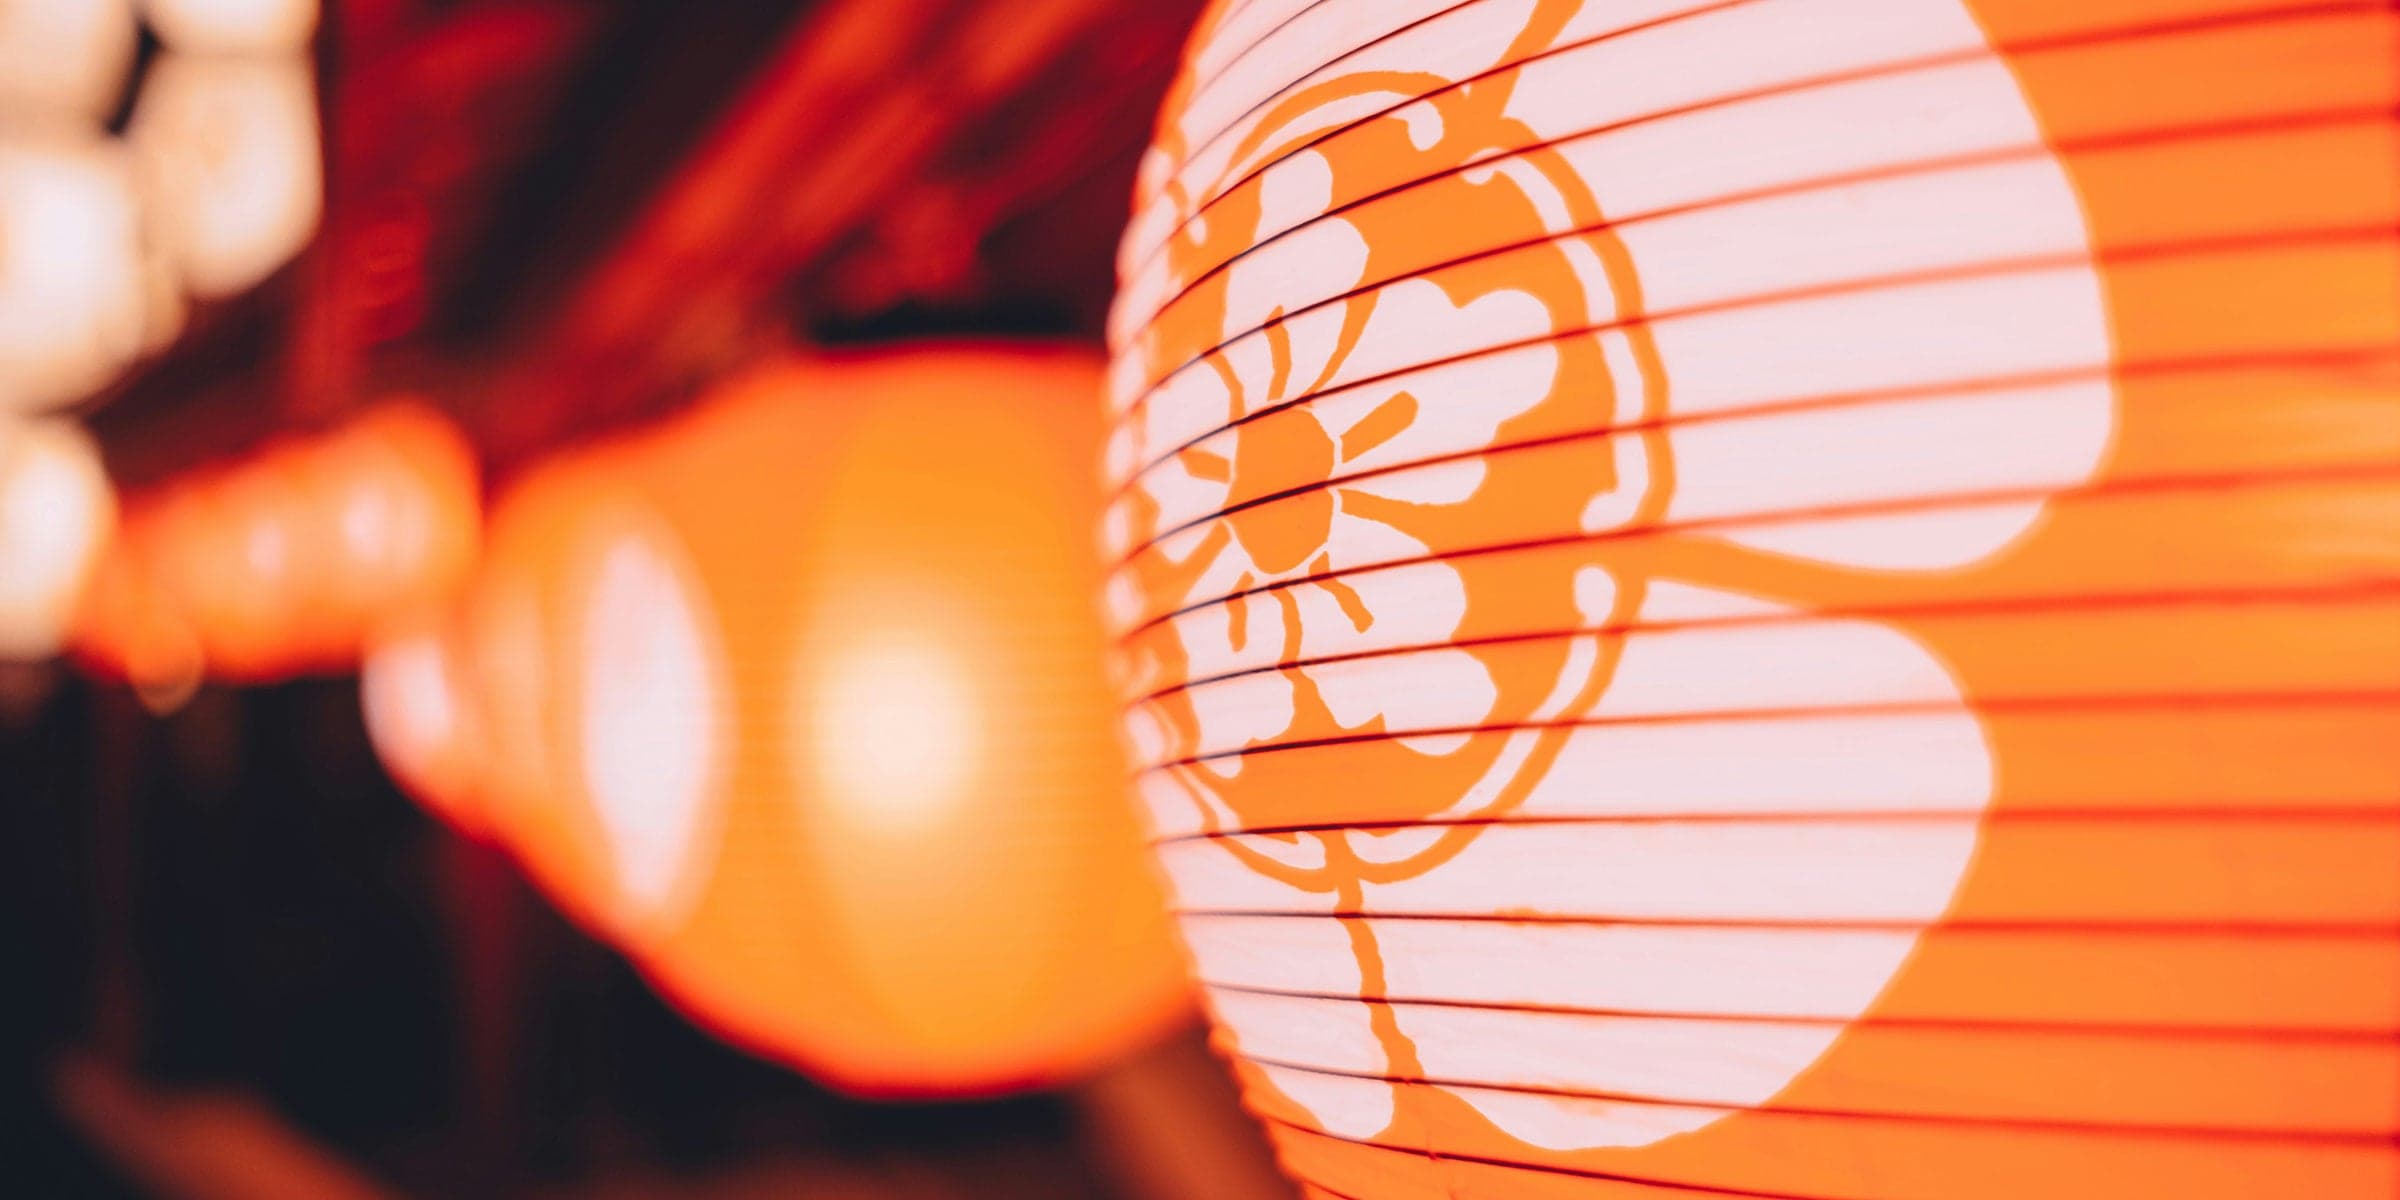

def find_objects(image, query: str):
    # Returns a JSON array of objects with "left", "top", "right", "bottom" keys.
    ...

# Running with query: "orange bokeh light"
[{"left": 74, "top": 399, "right": 480, "bottom": 688}]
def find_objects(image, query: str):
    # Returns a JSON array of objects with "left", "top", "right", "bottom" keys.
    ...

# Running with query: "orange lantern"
[
  {"left": 1105, "top": 1, "right": 2399, "bottom": 1197},
  {"left": 460, "top": 346, "right": 1190, "bottom": 1096},
  {"left": 75, "top": 400, "right": 479, "bottom": 685}
]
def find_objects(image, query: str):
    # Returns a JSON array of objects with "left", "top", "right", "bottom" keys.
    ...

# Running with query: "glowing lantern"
[
  {"left": 138, "top": 0, "right": 315, "bottom": 54},
  {"left": 0, "top": 417, "right": 114, "bottom": 660},
  {"left": 128, "top": 52, "right": 321, "bottom": 300},
  {"left": 1106, "top": 1, "right": 2400, "bottom": 1196},
  {"left": 459, "top": 347, "right": 1190, "bottom": 1095},
  {"left": 0, "top": 134, "right": 148, "bottom": 412},
  {"left": 75, "top": 402, "right": 479, "bottom": 684},
  {"left": 0, "top": 0, "right": 137, "bottom": 119}
]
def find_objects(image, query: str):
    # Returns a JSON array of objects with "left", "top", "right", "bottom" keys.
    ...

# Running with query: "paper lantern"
[
  {"left": 1105, "top": 1, "right": 2399, "bottom": 1196},
  {"left": 76, "top": 401, "right": 479, "bottom": 684},
  {"left": 0, "top": 417, "right": 114, "bottom": 660},
  {"left": 0, "top": 133, "right": 149, "bottom": 413},
  {"left": 457, "top": 347, "right": 1191, "bottom": 1095},
  {"left": 129, "top": 52, "right": 321, "bottom": 300},
  {"left": 71, "top": 499, "right": 203, "bottom": 709}
]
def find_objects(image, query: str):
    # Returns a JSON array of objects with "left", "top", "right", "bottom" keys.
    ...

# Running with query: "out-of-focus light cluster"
[
  {"left": 0, "top": 0, "right": 323, "bottom": 418},
  {"left": 75, "top": 401, "right": 478, "bottom": 706},
  {"left": 0, "top": 0, "right": 326, "bottom": 665}
]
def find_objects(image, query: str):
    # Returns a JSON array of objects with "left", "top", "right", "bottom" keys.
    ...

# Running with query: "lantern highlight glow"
[
  {"left": 571, "top": 518, "right": 725, "bottom": 929},
  {"left": 809, "top": 625, "right": 983, "bottom": 838},
  {"left": 0, "top": 0, "right": 137, "bottom": 119}
]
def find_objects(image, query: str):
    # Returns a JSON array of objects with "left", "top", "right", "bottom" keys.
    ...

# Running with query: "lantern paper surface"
[
  {"left": 458, "top": 348, "right": 1191, "bottom": 1096},
  {"left": 1104, "top": 0, "right": 2400, "bottom": 1196}
]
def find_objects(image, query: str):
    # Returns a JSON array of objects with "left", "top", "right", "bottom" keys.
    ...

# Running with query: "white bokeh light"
[
  {"left": 0, "top": 417, "right": 114, "bottom": 659},
  {"left": 129, "top": 52, "right": 322, "bottom": 300},
  {"left": 0, "top": 134, "right": 149, "bottom": 413},
  {"left": 0, "top": 0, "right": 138, "bottom": 119}
]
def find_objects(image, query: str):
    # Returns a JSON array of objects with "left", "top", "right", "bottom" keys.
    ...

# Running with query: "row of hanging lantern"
[
  {"left": 11, "top": 346, "right": 1192, "bottom": 1097},
  {"left": 0, "top": 0, "right": 324, "bottom": 664},
  {"left": 1103, "top": 0, "right": 2399, "bottom": 1196},
  {"left": 73, "top": 401, "right": 480, "bottom": 703},
  {"left": 365, "top": 348, "right": 1193, "bottom": 1096}
]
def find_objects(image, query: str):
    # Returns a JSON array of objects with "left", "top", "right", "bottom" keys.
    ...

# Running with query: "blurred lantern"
[
  {"left": 76, "top": 400, "right": 479, "bottom": 684},
  {"left": 0, "top": 0, "right": 137, "bottom": 119},
  {"left": 0, "top": 417, "right": 114, "bottom": 660},
  {"left": 1106, "top": 1, "right": 2400, "bottom": 1197},
  {"left": 151, "top": 445, "right": 335, "bottom": 676},
  {"left": 456, "top": 347, "right": 1190, "bottom": 1095},
  {"left": 0, "top": 133, "right": 149, "bottom": 412},
  {"left": 139, "top": 0, "right": 315, "bottom": 54},
  {"left": 129, "top": 52, "right": 321, "bottom": 300},
  {"left": 361, "top": 611, "right": 487, "bottom": 836}
]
